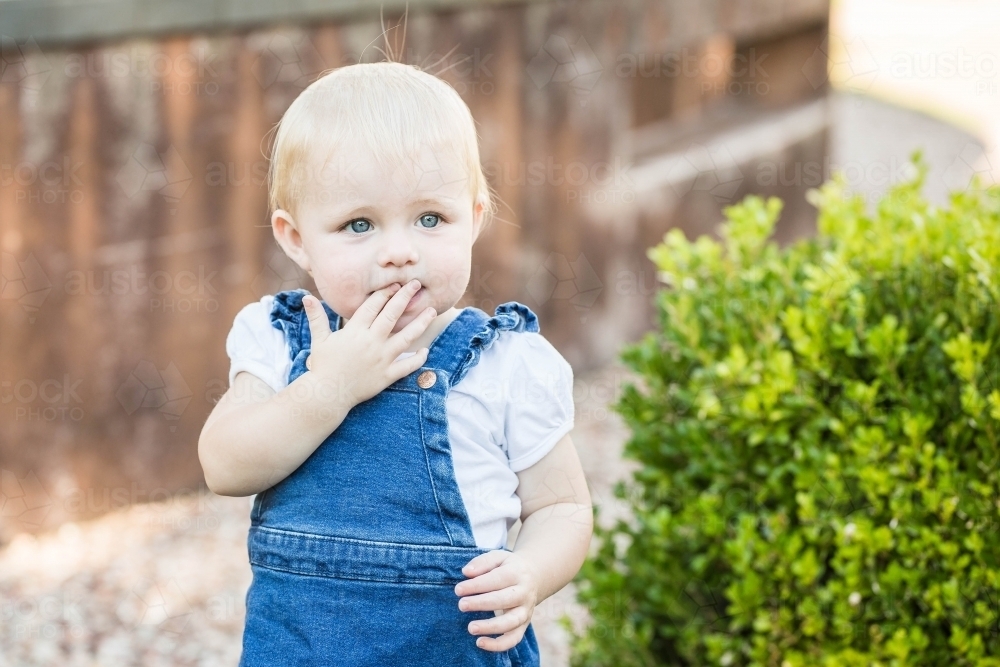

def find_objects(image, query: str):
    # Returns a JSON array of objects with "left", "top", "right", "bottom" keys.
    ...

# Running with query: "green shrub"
[{"left": 568, "top": 154, "right": 1000, "bottom": 666}]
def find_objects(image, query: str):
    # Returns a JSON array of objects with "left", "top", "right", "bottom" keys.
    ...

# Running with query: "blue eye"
[
  {"left": 345, "top": 219, "right": 371, "bottom": 233},
  {"left": 418, "top": 213, "right": 441, "bottom": 228}
]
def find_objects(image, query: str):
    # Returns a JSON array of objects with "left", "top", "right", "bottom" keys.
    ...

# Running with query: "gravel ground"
[{"left": 0, "top": 360, "right": 639, "bottom": 667}]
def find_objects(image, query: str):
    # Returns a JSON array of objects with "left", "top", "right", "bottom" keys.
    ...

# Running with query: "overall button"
[{"left": 417, "top": 370, "right": 437, "bottom": 389}]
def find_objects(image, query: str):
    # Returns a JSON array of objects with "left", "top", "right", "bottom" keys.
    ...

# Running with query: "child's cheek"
[
  {"left": 333, "top": 268, "right": 366, "bottom": 295},
  {"left": 315, "top": 271, "right": 364, "bottom": 312},
  {"left": 427, "top": 264, "right": 471, "bottom": 303}
]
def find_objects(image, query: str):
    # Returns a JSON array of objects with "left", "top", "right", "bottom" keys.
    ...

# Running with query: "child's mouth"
[
  {"left": 369, "top": 286, "right": 426, "bottom": 303},
  {"left": 405, "top": 287, "right": 427, "bottom": 307}
]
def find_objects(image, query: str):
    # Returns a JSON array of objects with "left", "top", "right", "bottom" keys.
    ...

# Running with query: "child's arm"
[
  {"left": 198, "top": 368, "right": 356, "bottom": 497},
  {"left": 199, "top": 282, "right": 434, "bottom": 497},
  {"left": 454, "top": 432, "right": 593, "bottom": 652}
]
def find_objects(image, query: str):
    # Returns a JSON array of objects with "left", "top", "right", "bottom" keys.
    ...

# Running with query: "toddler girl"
[{"left": 198, "top": 60, "right": 593, "bottom": 666}]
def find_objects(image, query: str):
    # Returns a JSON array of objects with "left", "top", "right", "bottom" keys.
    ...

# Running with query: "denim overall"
[{"left": 238, "top": 289, "right": 542, "bottom": 667}]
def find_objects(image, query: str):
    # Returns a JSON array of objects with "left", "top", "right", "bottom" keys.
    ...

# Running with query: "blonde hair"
[{"left": 267, "top": 61, "right": 496, "bottom": 233}]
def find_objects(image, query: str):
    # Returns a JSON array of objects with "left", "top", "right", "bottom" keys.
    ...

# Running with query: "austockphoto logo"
[
  {"left": 116, "top": 143, "right": 193, "bottom": 211},
  {"left": 0, "top": 35, "right": 51, "bottom": 92},
  {"left": 209, "top": 371, "right": 361, "bottom": 410},
  {"left": 205, "top": 160, "right": 269, "bottom": 188},
  {"left": 1, "top": 589, "right": 88, "bottom": 640},
  {"left": 251, "top": 33, "right": 325, "bottom": 90},
  {"left": 803, "top": 34, "right": 878, "bottom": 92},
  {"left": 571, "top": 373, "right": 634, "bottom": 422},
  {"left": 2, "top": 375, "right": 85, "bottom": 422},
  {"left": 64, "top": 45, "right": 221, "bottom": 96},
  {"left": 526, "top": 252, "right": 602, "bottom": 321},
  {"left": 388, "top": 149, "right": 471, "bottom": 202},
  {"left": 283, "top": 187, "right": 363, "bottom": 209},
  {"left": 63, "top": 482, "right": 225, "bottom": 518},
  {"left": 755, "top": 156, "right": 917, "bottom": 192},
  {"left": 616, "top": 48, "right": 769, "bottom": 95},
  {"left": 250, "top": 248, "right": 310, "bottom": 297},
  {"left": 526, "top": 34, "right": 602, "bottom": 104},
  {"left": 667, "top": 143, "right": 744, "bottom": 204},
  {"left": 482, "top": 157, "right": 635, "bottom": 204},
  {"left": 115, "top": 578, "right": 193, "bottom": 634},
  {"left": 1, "top": 251, "right": 53, "bottom": 321},
  {"left": 0, "top": 468, "right": 53, "bottom": 529},
  {"left": 116, "top": 360, "right": 193, "bottom": 431},
  {"left": 581, "top": 590, "right": 638, "bottom": 640},
  {"left": 63, "top": 265, "right": 219, "bottom": 313},
  {"left": 612, "top": 267, "right": 660, "bottom": 298},
  {"left": 943, "top": 143, "right": 999, "bottom": 191},
  {"left": 265, "top": 158, "right": 361, "bottom": 196},
  {"left": 394, "top": 46, "right": 496, "bottom": 96},
  {"left": 1, "top": 156, "right": 85, "bottom": 204},
  {"left": 890, "top": 47, "right": 997, "bottom": 81}
]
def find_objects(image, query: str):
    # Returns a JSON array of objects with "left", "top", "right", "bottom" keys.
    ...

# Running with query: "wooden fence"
[{"left": 0, "top": 0, "right": 830, "bottom": 535}]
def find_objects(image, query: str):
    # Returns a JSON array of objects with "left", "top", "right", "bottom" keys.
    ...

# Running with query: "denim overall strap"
[
  {"left": 441, "top": 301, "right": 539, "bottom": 388},
  {"left": 268, "top": 288, "right": 340, "bottom": 383}
]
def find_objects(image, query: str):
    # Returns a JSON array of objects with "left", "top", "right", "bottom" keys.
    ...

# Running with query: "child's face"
[{"left": 273, "top": 139, "right": 484, "bottom": 333}]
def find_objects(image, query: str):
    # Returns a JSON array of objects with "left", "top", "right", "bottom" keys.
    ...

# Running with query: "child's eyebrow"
[
  {"left": 406, "top": 196, "right": 456, "bottom": 209},
  {"left": 331, "top": 197, "right": 455, "bottom": 220},
  {"left": 330, "top": 205, "right": 376, "bottom": 220}
]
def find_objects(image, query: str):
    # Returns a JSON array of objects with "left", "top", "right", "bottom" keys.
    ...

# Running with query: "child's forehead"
[{"left": 303, "top": 138, "right": 473, "bottom": 201}]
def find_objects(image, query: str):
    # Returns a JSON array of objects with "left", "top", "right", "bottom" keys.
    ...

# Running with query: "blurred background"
[{"left": 0, "top": 0, "right": 997, "bottom": 664}]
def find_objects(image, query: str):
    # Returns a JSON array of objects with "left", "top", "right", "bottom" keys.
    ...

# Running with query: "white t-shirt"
[{"left": 226, "top": 295, "right": 575, "bottom": 549}]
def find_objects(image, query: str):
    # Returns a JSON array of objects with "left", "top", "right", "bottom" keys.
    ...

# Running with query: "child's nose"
[{"left": 378, "top": 228, "right": 419, "bottom": 267}]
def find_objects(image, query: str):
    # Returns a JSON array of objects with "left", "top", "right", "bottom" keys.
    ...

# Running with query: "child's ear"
[
  {"left": 271, "top": 208, "right": 312, "bottom": 274},
  {"left": 471, "top": 198, "right": 486, "bottom": 242}
]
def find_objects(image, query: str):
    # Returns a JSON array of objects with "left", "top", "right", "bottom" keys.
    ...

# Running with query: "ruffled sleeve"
[
  {"left": 268, "top": 288, "right": 309, "bottom": 348},
  {"left": 226, "top": 295, "right": 292, "bottom": 393},
  {"left": 452, "top": 302, "right": 539, "bottom": 386},
  {"left": 269, "top": 289, "right": 343, "bottom": 382}
]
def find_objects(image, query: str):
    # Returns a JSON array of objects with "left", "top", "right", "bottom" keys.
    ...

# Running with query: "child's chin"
[{"left": 389, "top": 316, "right": 415, "bottom": 334}]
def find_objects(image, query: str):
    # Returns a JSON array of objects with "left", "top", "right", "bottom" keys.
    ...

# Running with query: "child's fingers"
[
  {"left": 468, "top": 606, "right": 529, "bottom": 639},
  {"left": 459, "top": 549, "right": 510, "bottom": 580},
  {"left": 387, "top": 347, "right": 429, "bottom": 382},
  {"left": 472, "top": 622, "right": 528, "bottom": 653},
  {"left": 370, "top": 279, "right": 423, "bottom": 338},
  {"left": 303, "top": 294, "right": 332, "bottom": 343},
  {"left": 350, "top": 283, "right": 402, "bottom": 329},
  {"left": 458, "top": 583, "right": 525, "bottom": 614},
  {"left": 389, "top": 306, "right": 437, "bottom": 356}
]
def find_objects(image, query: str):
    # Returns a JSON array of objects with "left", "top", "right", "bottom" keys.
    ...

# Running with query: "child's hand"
[
  {"left": 302, "top": 279, "right": 436, "bottom": 406},
  {"left": 454, "top": 550, "right": 541, "bottom": 652}
]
